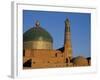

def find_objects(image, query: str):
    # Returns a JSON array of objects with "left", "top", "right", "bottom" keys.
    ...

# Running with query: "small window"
[
  {"left": 55, "top": 53, "right": 57, "bottom": 57},
  {"left": 66, "top": 58, "right": 68, "bottom": 63},
  {"left": 33, "top": 62, "right": 35, "bottom": 64}
]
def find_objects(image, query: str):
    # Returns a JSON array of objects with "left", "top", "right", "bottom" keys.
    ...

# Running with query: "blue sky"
[{"left": 23, "top": 10, "right": 91, "bottom": 57}]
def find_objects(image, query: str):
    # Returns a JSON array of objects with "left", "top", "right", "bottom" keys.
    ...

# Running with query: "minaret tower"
[{"left": 64, "top": 18, "right": 72, "bottom": 64}]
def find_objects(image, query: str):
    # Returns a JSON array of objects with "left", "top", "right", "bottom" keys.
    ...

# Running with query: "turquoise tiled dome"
[{"left": 23, "top": 21, "right": 53, "bottom": 43}]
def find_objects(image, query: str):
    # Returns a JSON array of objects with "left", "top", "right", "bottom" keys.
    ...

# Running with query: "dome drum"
[{"left": 24, "top": 40, "right": 53, "bottom": 49}]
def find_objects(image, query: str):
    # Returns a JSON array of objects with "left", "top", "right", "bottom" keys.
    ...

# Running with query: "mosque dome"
[
  {"left": 23, "top": 21, "right": 53, "bottom": 49},
  {"left": 24, "top": 21, "right": 53, "bottom": 42},
  {"left": 72, "top": 56, "right": 88, "bottom": 66}
]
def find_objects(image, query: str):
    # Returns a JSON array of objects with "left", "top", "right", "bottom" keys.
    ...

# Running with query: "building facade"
[{"left": 23, "top": 18, "right": 90, "bottom": 69}]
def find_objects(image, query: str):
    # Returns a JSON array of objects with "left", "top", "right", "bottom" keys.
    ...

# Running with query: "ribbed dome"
[
  {"left": 23, "top": 21, "right": 53, "bottom": 43},
  {"left": 72, "top": 56, "right": 88, "bottom": 66}
]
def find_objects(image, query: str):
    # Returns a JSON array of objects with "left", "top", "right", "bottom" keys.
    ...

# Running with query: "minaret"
[{"left": 64, "top": 18, "right": 72, "bottom": 64}]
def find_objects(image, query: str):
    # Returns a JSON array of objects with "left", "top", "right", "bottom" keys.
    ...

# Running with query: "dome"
[
  {"left": 23, "top": 22, "right": 53, "bottom": 42},
  {"left": 23, "top": 21, "right": 53, "bottom": 49},
  {"left": 72, "top": 56, "right": 88, "bottom": 66}
]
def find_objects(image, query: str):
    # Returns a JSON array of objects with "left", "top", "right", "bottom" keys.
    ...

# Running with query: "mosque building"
[{"left": 23, "top": 18, "right": 90, "bottom": 69}]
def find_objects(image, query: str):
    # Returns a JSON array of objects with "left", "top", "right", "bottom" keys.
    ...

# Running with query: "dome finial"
[{"left": 35, "top": 20, "right": 40, "bottom": 27}]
